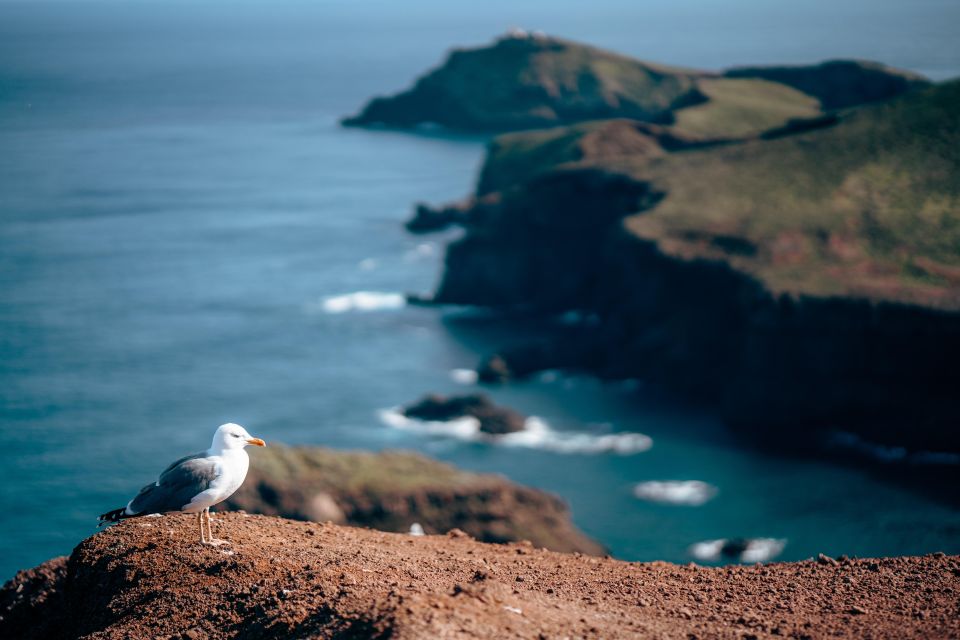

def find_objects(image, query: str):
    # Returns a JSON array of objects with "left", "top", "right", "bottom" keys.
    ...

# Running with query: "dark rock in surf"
[{"left": 402, "top": 393, "right": 526, "bottom": 435}]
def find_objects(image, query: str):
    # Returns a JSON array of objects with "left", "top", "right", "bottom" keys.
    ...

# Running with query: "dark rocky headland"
[{"left": 350, "top": 34, "right": 960, "bottom": 457}]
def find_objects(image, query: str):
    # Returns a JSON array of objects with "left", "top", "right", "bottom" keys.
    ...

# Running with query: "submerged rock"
[{"left": 406, "top": 202, "right": 469, "bottom": 234}]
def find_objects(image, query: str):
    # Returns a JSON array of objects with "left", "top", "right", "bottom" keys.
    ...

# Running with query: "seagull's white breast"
[{"left": 183, "top": 449, "right": 250, "bottom": 512}]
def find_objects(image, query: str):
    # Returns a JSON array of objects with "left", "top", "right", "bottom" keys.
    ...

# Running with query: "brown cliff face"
[
  {"left": 3, "top": 514, "right": 959, "bottom": 639},
  {"left": 223, "top": 445, "right": 604, "bottom": 556}
]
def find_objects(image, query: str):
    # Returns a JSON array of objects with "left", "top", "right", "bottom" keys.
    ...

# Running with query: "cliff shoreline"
[{"left": 410, "top": 80, "right": 960, "bottom": 458}]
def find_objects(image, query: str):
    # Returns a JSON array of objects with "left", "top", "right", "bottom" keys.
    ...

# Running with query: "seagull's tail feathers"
[{"left": 97, "top": 507, "right": 130, "bottom": 527}]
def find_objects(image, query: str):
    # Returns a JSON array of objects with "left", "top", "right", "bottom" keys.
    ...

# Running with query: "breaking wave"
[
  {"left": 633, "top": 480, "right": 718, "bottom": 506},
  {"left": 689, "top": 538, "right": 787, "bottom": 564},
  {"left": 378, "top": 409, "right": 652, "bottom": 455},
  {"left": 449, "top": 368, "right": 479, "bottom": 385},
  {"left": 307, "top": 291, "right": 406, "bottom": 314}
]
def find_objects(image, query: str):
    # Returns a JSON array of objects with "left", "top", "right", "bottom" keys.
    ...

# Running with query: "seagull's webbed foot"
[{"left": 203, "top": 538, "right": 231, "bottom": 547}]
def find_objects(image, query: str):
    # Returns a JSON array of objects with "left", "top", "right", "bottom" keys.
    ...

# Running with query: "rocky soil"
[{"left": 3, "top": 514, "right": 959, "bottom": 639}]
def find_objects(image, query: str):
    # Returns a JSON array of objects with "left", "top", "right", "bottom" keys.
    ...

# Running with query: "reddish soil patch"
[{"left": 2, "top": 513, "right": 958, "bottom": 639}]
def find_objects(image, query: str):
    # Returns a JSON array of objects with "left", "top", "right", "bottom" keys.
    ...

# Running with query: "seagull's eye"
[{"left": 232, "top": 434, "right": 241, "bottom": 438}]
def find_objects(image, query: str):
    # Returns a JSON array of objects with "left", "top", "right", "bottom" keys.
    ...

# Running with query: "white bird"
[{"left": 98, "top": 423, "right": 266, "bottom": 545}]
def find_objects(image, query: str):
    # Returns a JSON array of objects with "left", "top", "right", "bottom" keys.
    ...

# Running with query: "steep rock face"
[
  {"left": 593, "top": 230, "right": 960, "bottom": 452},
  {"left": 725, "top": 59, "right": 930, "bottom": 110},
  {"left": 3, "top": 515, "right": 959, "bottom": 639},
  {"left": 223, "top": 445, "right": 604, "bottom": 555},
  {"left": 435, "top": 166, "right": 662, "bottom": 309}
]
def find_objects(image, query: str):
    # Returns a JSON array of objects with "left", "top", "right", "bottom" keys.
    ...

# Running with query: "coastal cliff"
[
  {"left": 223, "top": 445, "right": 604, "bottom": 555},
  {"left": 420, "top": 80, "right": 960, "bottom": 453},
  {"left": 3, "top": 514, "right": 958, "bottom": 639},
  {"left": 344, "top": 33, "right": 926, "bottom": 138}
]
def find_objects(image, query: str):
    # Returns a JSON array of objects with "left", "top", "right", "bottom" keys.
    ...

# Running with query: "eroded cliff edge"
[{"left": 3, "top": 514, "right": 958, "bottom": 639}]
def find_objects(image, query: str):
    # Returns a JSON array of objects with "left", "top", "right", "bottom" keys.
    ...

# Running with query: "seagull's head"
[{"left": 212, "top": 423, "right": 266, "bottom": 451}]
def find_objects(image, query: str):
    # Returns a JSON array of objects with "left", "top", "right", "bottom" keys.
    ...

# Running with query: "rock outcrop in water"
[
  {"left": 3, "top": 515, "right": 958, "bottom": 639},
  {"left": 415, "top": 79, "right": 960, "bottom": 455},
  {"left": 402, "top": 393, "right": 527, "bottom": 435},
  {"left": 223, "top": 445, "right": 604, "bottom": 555},
  {"left": 343, "top": 33, "right": 927, "bottom": 138}
]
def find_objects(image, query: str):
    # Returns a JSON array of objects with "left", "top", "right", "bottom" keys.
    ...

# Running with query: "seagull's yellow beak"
[{"left": 246, "top": 437, "right": 266, "bottom": 447}]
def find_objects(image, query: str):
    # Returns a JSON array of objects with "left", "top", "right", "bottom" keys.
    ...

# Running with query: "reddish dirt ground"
[{"left": 2, "top": 513, "right": 959, "bottom": 639}]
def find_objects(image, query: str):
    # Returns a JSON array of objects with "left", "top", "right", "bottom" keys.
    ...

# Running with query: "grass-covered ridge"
[
  {"left": 629, "top": 80, "right": 960, "bottom": 307},
  {"left": 345, "top": 34, "right": 702, "bottom": 132},
  {"left": 346, "top": 33, "right": 927, "bottom": 138},
  {"left": 670, "top": 77, "right": 821, "bottom": 139}
]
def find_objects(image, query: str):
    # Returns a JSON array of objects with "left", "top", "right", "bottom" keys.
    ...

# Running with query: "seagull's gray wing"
[{"left": 127, "top": 452, "right": 220, "bottom": 515}]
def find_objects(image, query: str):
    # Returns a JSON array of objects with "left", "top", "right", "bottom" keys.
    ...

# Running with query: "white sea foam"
[
  {"left": 378, "top": 409, "right": 652, "bottom": 455},
  {"left": 500, "top": 417, "right": 652, "bottom": 454},
  {"left": 633, "top": 480, "right": 718, "bottom": 506},
  {"left": 404, "top": 242, "right": 436, "bottom": 262},
  {"left": 689, "top": 538, "right": 787, "bottom": 563},
  {"left": 311, "top": 291, "right": 406, "bottom": 314},
  {"left": 449, "top": 368, "right": 479, "bottom": 385}
]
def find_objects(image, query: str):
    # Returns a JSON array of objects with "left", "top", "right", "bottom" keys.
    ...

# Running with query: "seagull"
[{"left": 98, "top": 423, "right": 266, "bottom": 545}]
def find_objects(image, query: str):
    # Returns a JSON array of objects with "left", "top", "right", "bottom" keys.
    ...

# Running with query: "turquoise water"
[{"left": 2, "top": 0, "right": 959, "bottom": 581}]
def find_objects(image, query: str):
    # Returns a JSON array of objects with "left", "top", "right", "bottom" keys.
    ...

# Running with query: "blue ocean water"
[{"left": 1, "top": 0, "right": 959, "bottom": 581}]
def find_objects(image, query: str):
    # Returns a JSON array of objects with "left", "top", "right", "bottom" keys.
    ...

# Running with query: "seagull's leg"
[
  {"left": 205, "top": 507, "right": 229, "bottom": 546},
  {"left": 198, "top": 511, "right": 207, "bottom": 544}
]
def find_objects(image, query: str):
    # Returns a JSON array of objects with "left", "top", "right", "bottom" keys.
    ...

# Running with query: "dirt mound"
[{"left": 3, "top": 514, "right": 958, "bottom": 639}]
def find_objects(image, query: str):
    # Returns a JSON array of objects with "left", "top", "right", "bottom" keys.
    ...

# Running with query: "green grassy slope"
[
  {"left": 671, "top": 77, "right": 821, "bottom": 139},
  {"left": 628, "top": 80, "right": 960, "bottom": 307}
]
